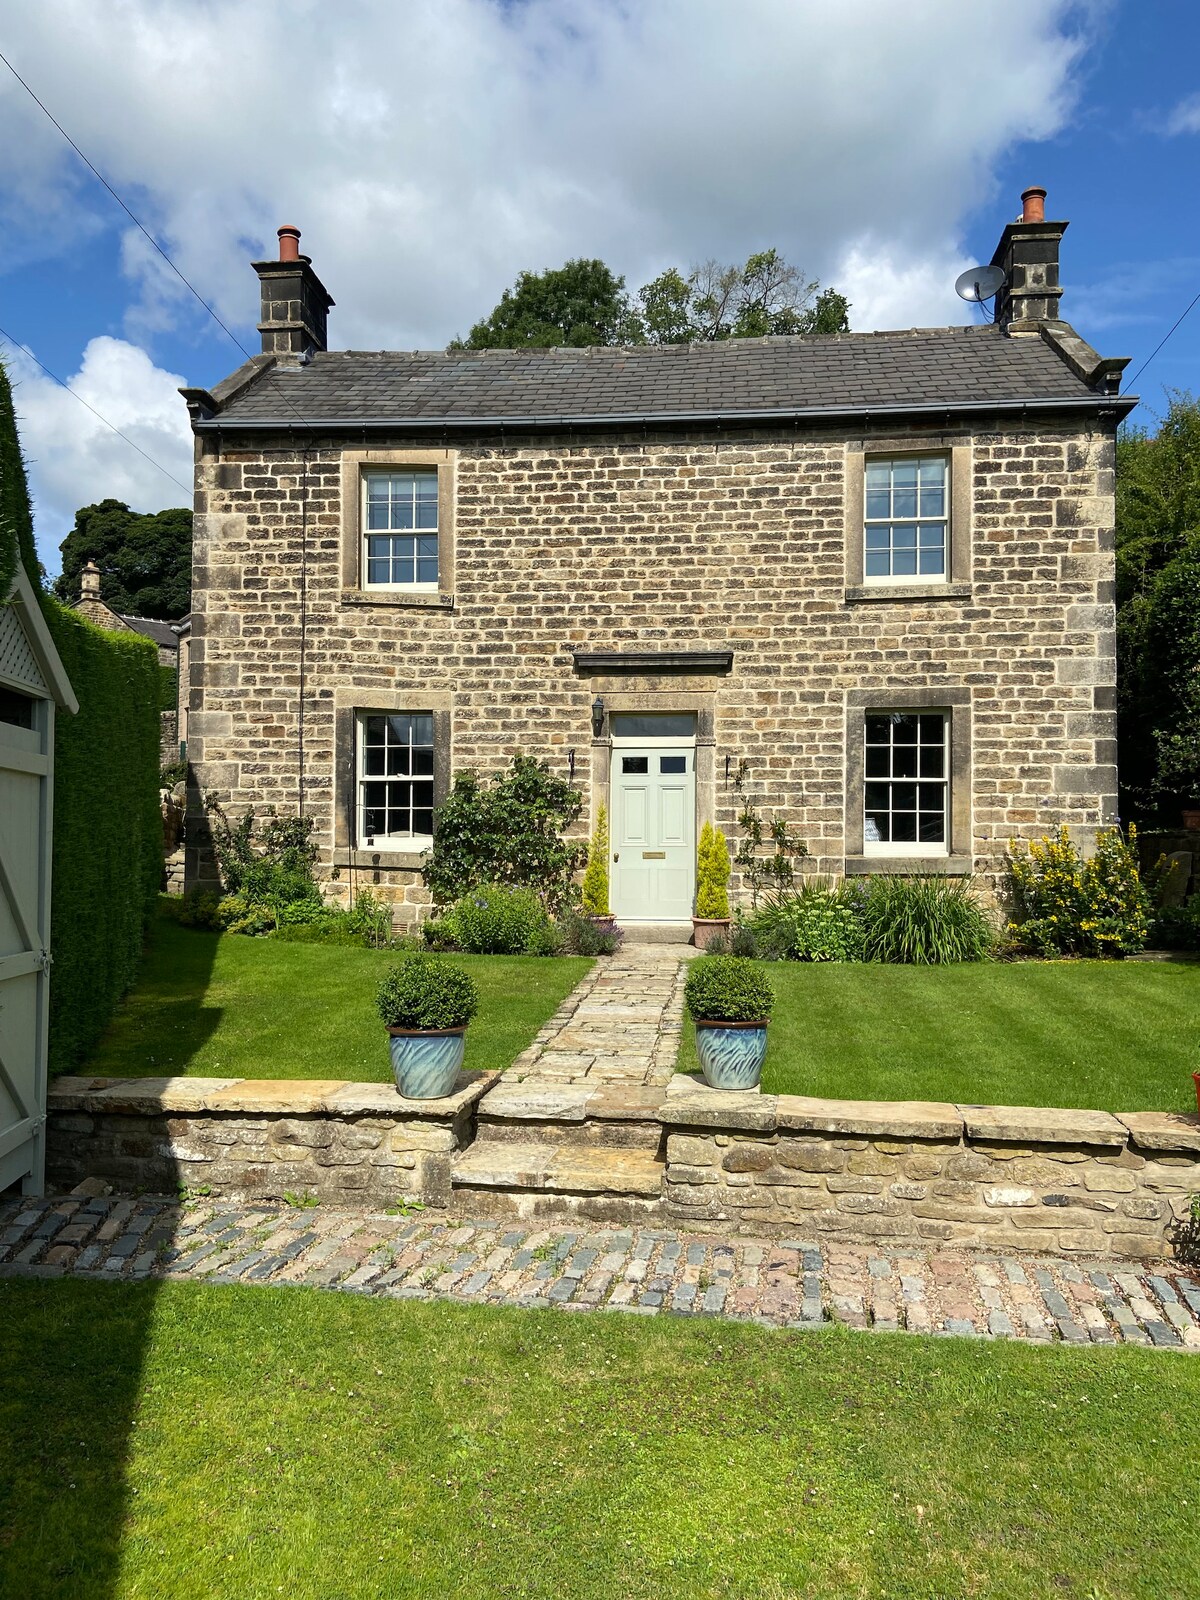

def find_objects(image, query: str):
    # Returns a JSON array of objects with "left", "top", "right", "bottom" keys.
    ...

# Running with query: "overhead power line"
[
  {"left": 1126, "top": 287, "right": 1200, "bottom": 391},
  {"left": 0, "top": 46, "right": 317, "bottom": 437},
  {"left": 0, "top": 323, "right": 192, "bottom": 495}
]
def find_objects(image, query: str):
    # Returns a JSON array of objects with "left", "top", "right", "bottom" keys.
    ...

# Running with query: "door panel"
[{"left": 611, "top": 744, "right": 695, "bottom": 921}]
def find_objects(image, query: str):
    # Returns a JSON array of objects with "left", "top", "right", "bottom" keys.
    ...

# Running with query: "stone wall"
[
  {"left": 47, "top": 1073, "right": 497, "bottom": 1208},
  {"left": 185, "top": 416, "right": 1117, "bottom": 916},
  {"left": 660, "top": 1082, "right": 1200, "bottom": 1261}
]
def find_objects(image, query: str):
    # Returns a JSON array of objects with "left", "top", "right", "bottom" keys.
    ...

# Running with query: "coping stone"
[
  {"left": 329, "top": 1071, "right": 497, "bottom": 1119},
  {"left": 661, "top": 1075, "right": 778, "bottom": 1132},
  {"left": 776, "top": 1096, "right": 962, "bottom": 1140},
  {"left": 48, "top": 1076, "right": 244, "bottom": 1113},
  {"left": 585, "top": 1087, "right": 671, "bottom": 1121},
  {"left": 206, "top": 1080, "right": 350, "bottom": 1113},
  {"left": 1117, "top": 1110, "right": 1200, "bottom": 1154},
  {"left": 958, "top": 1104, "right": 1126, "bottom": 1147}
]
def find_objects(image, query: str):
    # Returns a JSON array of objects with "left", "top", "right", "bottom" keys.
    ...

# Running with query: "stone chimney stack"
[
  {"left": 80, "top": 559, "right": 101, "bottom": 600},
  {"left": 991, "top": 185, "right": 1068, "bottom": 332},
  {"left": 252, "top": 225, "right": 334, "bottom": 359}
]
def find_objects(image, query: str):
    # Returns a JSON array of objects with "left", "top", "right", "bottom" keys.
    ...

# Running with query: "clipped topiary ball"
[
  {"left": 375, "top": 952, "right": 480, "bottom": 1031},
  {"left": 684, "top": 954, "right": 775, "bottom": 1022}
]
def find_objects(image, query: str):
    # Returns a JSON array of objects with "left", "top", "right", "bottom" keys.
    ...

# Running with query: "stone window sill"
[
  {"left": 844, "top": 582, "right": 972, "bottom": 604},
  {"left": 340, "top": 589, "right": 454, "bottom": 610},
  {"left": 843, "top": 855, "right": 973, "bottom": 876},
  {"left": 345, "top": 848, "right": 427, "bottom": 871}
]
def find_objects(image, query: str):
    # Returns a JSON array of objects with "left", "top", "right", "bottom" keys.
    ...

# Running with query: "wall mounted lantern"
[{"left": 591, "top": 696, "right": 605, "bottom": 738}]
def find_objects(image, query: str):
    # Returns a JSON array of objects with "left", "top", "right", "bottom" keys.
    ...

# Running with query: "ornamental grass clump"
[
  {"left": 1007, "top": 824, "right": 1151, "bottom": 957},
  {"left": 857, "top": 875, "right": 993, "bottom": 965},
  {"left": 695, "top": 822, "right": 731, "bottom": 919},
  {"left": 685, "top": 955, "right": 775, "bottom": 1022},
  {"left": 375, "top": 954, "right": 479, "bottom": 1031}
]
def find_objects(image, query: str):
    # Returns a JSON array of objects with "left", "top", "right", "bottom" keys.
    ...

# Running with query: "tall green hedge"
[{"left": 1, "top": 358, "right": 163, "bottom": 1073}]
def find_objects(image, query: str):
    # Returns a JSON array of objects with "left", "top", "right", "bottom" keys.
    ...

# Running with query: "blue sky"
[{"left": 0, "top": 0, "right": 1196, "bottom": 577}]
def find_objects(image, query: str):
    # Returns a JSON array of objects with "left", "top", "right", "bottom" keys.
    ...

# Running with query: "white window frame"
[
  {"left": 863, "top": 453, "right": 949, "bottom": 588},
  {"left": 862, "top": 709, "right": 950, "bottom": 858},
  {"left": 356, "top": 710, "right": 436, "bottom": 849},
  {"left": 362, "top": 469, "right": 440, "bottom": 592}
]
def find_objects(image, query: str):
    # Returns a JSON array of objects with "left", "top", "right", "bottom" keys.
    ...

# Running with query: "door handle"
[{"left": 613, "top": 853, "right": 619, "bottom": 862}]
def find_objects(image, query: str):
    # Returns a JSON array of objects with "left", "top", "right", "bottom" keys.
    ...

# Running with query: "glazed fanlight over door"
[{"left": 610, "top": 746, "right": 695, "bottom": 921}]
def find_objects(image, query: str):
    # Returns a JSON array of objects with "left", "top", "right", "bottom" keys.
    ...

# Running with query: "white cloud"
[
  {"left": 1164, "top": 92, "right": 1200, "bottom": 135},
  {"left": 3, "top": 337, "right": 192, "bottom": 573},
  {"left": 0, "top": 0, "right": 1094, "bottom": 353}
]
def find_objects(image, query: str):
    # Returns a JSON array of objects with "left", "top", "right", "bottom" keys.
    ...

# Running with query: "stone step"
[
  {"left": 451, "top": 1141, "right": 664, "bottom": 1198},
  {"left": 475, "top": 1081, "right": 666, "bottom": 1150},
  {"left": 618, "top": 923, "right": 694, "bottom": 945}
]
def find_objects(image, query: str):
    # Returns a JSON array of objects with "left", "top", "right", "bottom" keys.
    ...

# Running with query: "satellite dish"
[{"left": 955, "top": 264, "right": 1006, "bottom": 303}]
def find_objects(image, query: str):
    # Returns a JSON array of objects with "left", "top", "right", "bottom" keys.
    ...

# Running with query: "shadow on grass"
[{"left": 77, "top": 910, "right": 224, "bottom": 1079}]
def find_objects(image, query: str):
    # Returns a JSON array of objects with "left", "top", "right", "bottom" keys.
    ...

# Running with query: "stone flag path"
[
  {"left": 3, "top": 1192, "right": 1198, "bottom": 1349},
  {"left": 505, "top": 941, "right": 693, "bottom": 1087}
]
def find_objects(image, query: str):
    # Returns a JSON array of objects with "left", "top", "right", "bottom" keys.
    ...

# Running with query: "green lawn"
[
  {"left": 1, "top": 1278, "right": 1196, "bottom": 1600},
  {"left": 80, "top": 917, "right": 590, "bottom": 1082},
  {"left": 679, "top": 960, "right": 1200, "bottom": 1113}
]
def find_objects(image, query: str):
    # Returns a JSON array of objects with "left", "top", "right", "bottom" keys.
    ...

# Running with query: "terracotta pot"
[
  {"left": 587, "top": 914, "right": 617, "bottom": 934},
  {"left": 1193, "top": 1071, "right": 1200, "bottom": 1119},
  {"left": 1182, "top": 808, "right": 1200, "bottom": 832},
  {"left": 691, "top": 916, "right": 731, "bottom": 948}
]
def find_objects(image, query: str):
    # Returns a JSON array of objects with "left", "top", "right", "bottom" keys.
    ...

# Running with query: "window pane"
[
  {"left": 891, "top": 783, "right": 918, "bottom": 811},
  {"left": 865, "top": 550, "right": 891, "bottom": 577},
  {"left": 892, "top": 745, "right": 918, "bottom": 778},
  {"left": 893, "top": 488, "right": 917, "bottom": 518},
  {"left": 918, "top": 783, "right": 945, "bottom": 811},
  {"left": 412, "top": 714, "right": 434, "bottom": 745},
  {"left": 891, "top": 813, "right": 917, "bottom": 842},
  {"left": 364, "top": 745, "right": 385, "bottom": 775},
  {"left": 919, "top": 457, "right": 945, "bottom": 486},
  {"left": 610, "top": 713, "right": 697, "bottom": 738},
  {"left": 892, "top": 714, "right": 919, "bottom": 742},
  {"left": 414, "top": 810, "right": 434, "bottom": 835},
  {"left": 892, "top": 549, "right": 917, "bottom": 576},
  {"left": 367, "top": 501, "right": 389, "bottom": 530},
  {"left": 413, "top": 748, "right": 434, "bottom": 775},
  {"left": 918, "top": 813, "right": 946, "bottom": 843},
  {"left": 866, "top": 525, "right": 890, "bottom": 549},
  {"left": 865, "top": 747, "right": 889, "bottom": 778},
  {"left": 865, "top": 490, "right": 891, "bottom": 519},
  {"left": 364, "top": 716, "right": 386, "bottom": 742},
  {"left": 865, "top": 811, "right": 887, "bottom": 843},
  {"left": 892, "top": 524, "right": 917, "bottom": 548},
  {"left": 364, "top": 808, "right": 385, "bottom": 836},
  {"left": 387, "top": 747, "right": 411, "bottom": 775},
  {"left": 919, "top": 523, "right": 946, "bottom": 548},
  {"left": 919, "top": 486, "right": 945, "bottom": 516},
  {"left": 892, "top": 460, "right": 919, "bottom": 487},
  {"left": 919, "top": 714, "right": 945, "bottom": 743},
  {"left": 395, "top": 558, "right": 414, "bottom": 584},
  {"left": 919, "top": 746, "right": 944, "bottom": 778},
  {"left": 660, "top": 755, "right": 687, "bottom": 773},
  {"left": 622, "top": 756, "right": 649, "bottom": 774},
  {"left": 918, "top": 549, "right": 945, "bottom": 575},
  {"left": 417, "top": 557, "right": 439, "bottom": 584},
  {"left": 865, "top": 716, "right": 891, "bottom": 745},
  {"left": 864, "top": 783, "right": 891, "bottom": 811},
  {"left": 865, "top": 461, "right": 890, "bottom": 489}
]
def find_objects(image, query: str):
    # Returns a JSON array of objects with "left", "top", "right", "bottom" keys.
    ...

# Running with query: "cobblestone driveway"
[{"left": 3, "top": 1193, "right": 1198, "bottom": 1349}]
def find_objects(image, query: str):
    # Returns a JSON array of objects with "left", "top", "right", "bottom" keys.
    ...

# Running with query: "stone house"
[{"left": 181, "top": 190, "right": 1134, "bottom": 930}]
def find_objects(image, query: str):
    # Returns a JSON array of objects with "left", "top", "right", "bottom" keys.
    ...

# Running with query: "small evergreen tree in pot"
[
  {"left": 375, "top": 953, "right": 480, "bottom": 1099},
  {"left": 684, "top": 955, "right": 775, "bottom": 1090},
  {"left": 692, "top": 821, "right": 731, "bottom": 944},
  {"left": 581, "top": 805, "right": 614, "bottom": 927}
]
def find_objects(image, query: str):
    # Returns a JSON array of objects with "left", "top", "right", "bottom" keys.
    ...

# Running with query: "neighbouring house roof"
[
  {"left": 188, "top": 323, "right": 1133, "bottom": 433},
  {"left": 118, "top": 615, "right": 183, "bottom": 651}
]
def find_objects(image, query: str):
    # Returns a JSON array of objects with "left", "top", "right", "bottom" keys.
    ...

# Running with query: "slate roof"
[
  {"left": 119, "top": 615, "right": 182, "bottom": 650},
  {"left": 203, "top": 324, "right": 1113, "bottom": 430}
]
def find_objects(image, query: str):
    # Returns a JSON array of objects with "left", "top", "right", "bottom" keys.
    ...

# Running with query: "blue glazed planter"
[
  {"left": 695, "top": 1019, "right": 768, "bottom": 1090},
  {"left": 387, "top": 1026, "right": 466, "bottom": 1099}
]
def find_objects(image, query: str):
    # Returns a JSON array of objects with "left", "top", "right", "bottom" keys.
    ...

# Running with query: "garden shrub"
[
  {"left": 274, "top": 889, "right": 395, "bottom": 949},
  {"left": 557, "top": 907, "right": 621, "bottom": 956},
  {"left": 2, "top": 359, "right": 161, "bottom": 1072},
  {"left": 448, "top": 882, "right": 551, "bottom": 954},
  {"left": 1172, "top": 1193, "right": 1200, "bottom": 1268},
  {"left": 1007, "top": 825, "right": 1151, "bottom": 957},
  {"left": 857, "top": 875, "right": 993, "bottom": 965},
  {"left": 684, "top": 954, "right": 775, "bottom": 1022},
  {"left": 375, "top": 953, "right": 479, "bottom": 1031},
  {"left": 1152, "top": 895, "right": 1200, "bottom": 951},
  {"left": 695, "top": 821, "right": 731, "bottom": 919},
  {"left": 422, "top": 754, "right": 586, "bottom": 910},
  {"left": 581, "top": 805, "right": 610, "bottom": 916},
  {"left": 747, "top": 882, "right": 865, "bottom": 962}
]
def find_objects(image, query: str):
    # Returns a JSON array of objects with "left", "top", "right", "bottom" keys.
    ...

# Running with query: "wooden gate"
[{"left": 0, "top": 567, "right": 76, "bottom": 1196}]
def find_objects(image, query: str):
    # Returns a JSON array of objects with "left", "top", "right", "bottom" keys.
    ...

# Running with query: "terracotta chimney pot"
[
  {"left": 1021, "top": 186, "right": 1047, "bottom": 224},
  {"left": 277, "top": 225, "right": 302, "bottom": 262}
]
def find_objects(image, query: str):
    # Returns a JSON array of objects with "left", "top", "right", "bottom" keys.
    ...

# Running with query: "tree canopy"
[
  {"left": 1115, "top": 394, "right": 1200, "bottom": 817},
  {"left": 452, "top": 249, "right": 849, "bottom": 350},
  {"left": 53, "top": 499, "right": 193, "bottom": 619}
]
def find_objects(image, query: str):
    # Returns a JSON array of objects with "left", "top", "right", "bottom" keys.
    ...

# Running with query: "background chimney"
[
  {"left": 80, "top": 560, "right": 101, "bottom": 600},
  {"left": 251, "top": 225, "right": 334, "bottom": 359},
  {"left": 991, "top": 185, "right": 1067, "bottom": 332}
]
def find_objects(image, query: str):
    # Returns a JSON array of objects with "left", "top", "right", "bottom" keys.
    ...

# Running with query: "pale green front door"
[{"left": 610, "top": 745, "right": 695, "bottom": 922}]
